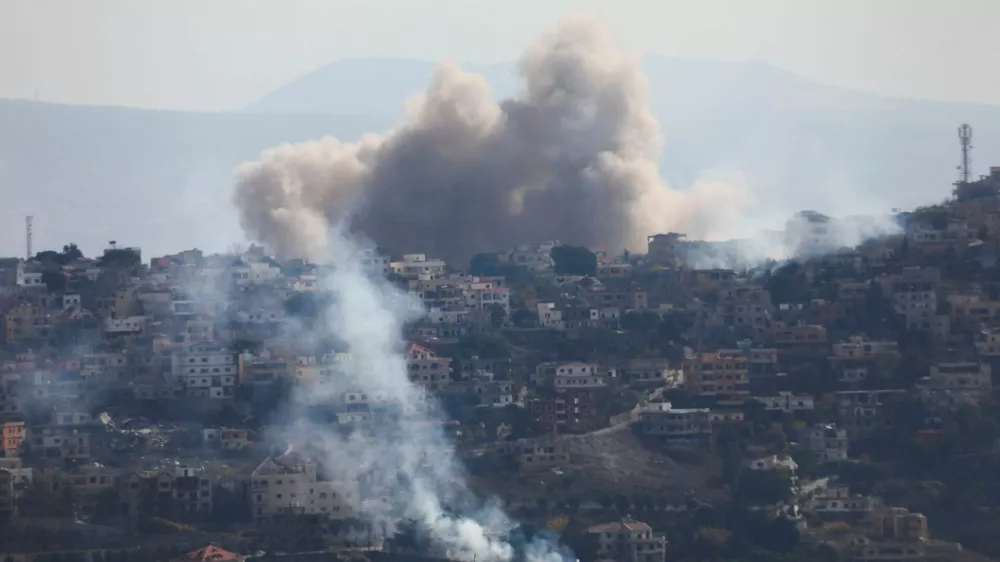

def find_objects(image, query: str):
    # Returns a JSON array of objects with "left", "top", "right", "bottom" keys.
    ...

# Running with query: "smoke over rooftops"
[{"left": 233, "top": 16, "right": 751, "bottom": 264}]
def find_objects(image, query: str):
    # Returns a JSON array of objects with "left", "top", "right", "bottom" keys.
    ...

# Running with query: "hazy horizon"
[{"left": 5, "top": 0, "right": 1000, "bottom": 112}]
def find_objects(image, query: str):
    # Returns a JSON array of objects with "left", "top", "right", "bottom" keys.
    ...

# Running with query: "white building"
[
  {"left": 808, "top": 423, "right": 850, "bottom": 463},
  {"left": 360, "top": 249, "right": 390, "bottom": 276},
  {"left": 536, "top": 302, "right": 565, "bottom": 330},
  {"left": 748, "top": 454, "right": 799, "bottom": 473},
  {"left": 785, "top": 210, "right": 838, "bottom": 257},
  {"left": 251, "top": 451, "right": 356, "bottom": 520},
  {"left": 928, "top": 362, "right": 991, "bottom": 393},
  {"left": 62, "top": 294, "right": 81, "bottom": 309},
  {"left": 533, "top": 361, "right": 600, "bottom": 386},
  {"left": 753, "top": 392, "right": 815, "bottom": 413},
  {"left": 553, "top": 367, "right": 606, "bottom": 390},
  {"left": 170, "top": 341, "right": 237, "bottom": 399},
  {"left": 464, "top": 281, "right": 510, "bottom": 314},
  {"left": 20, "top": 271, "right": 44, "bottom": 288},
  {"left": 806, "top": 485, "right": 878, "bottom": 518},
  {"left": 586, "top": 519, "right": 666, "bottom": 562},
  {"left": 391, "top": 254, "right": 447, "bottom": 280},
  {"left": 832, "top": 336, "right": 900, "bottom": 361}
]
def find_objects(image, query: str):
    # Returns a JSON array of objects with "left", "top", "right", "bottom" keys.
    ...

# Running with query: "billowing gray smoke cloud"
[{"left": 234, "top": 16, "right": 749, "bottom": 263}]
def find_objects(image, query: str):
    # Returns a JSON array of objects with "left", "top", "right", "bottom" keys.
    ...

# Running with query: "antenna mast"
[
  {"left": 958, "top": 123, "right": 973, "bottom": 183},
  {"left": 25, "top": 216, "right": 33, "bottom": 260}
]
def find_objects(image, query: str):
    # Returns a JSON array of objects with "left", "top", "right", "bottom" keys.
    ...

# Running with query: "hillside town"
[{"left": 5, "top": 168, "right": 1000, "bottom": 562}]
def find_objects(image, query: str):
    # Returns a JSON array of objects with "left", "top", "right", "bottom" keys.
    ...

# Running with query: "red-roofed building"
[
  {"left": 171, "top": 544, "right": 243, "bottom": 561},
  {"left": 406, "top": 343, "right": 451, "bottom": 391}
]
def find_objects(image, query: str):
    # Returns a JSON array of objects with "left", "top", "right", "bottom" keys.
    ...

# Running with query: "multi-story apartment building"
[
  {"left": 634, "top": 402, "right": 712, "bottom": 445},
  {"left": 683, "top": 351, "right": 750, "bottom": 397},
  {"left": 832, "top": 336, "right": 901, "bottom": 362},
  {"left": 753, "top": 392, "right": 815, "bottom": 414},
  {"left": 808, "top": 423, "right": 849, "bottom": 463},
  {"left": 586, "top": 519, "right": 667, "bottom": 562},
  {"left": 2, "top": 422, "right": 26, "bottom": 456},
  {"left": 121, "top": 466, "right": 214, "bottom": 520},
  {"left": 836, "top": 390, "right": 906, "bottom": 437},
  {"left": 515, "top": 440, "right": 570, "bottom": 471},
  {"left": 406, "top": 344, "right": 452, "bottom": 391},
  {"left": 170, "top": 341, "right": 237, "bottom": 399},
  {"left": 391, "top": 254, "right": 447, "bottom": 280},
  {"left": 529, "top": 389, "right": 599, "bottom": 433},
  {"left": 250, "top": 451, "right": 356, "bottom": 521},
  {"left": 770, "top": 322, "right": 828, "bottom": 346},
  {"left": 718, "top": 340, "right": 778, "bottom": 391}
]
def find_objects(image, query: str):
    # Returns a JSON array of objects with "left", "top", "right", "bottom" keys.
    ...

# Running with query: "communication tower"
[
  {"left": 958, "top": 123, "right": 973, "bottom": 183},
  {"left": 25, "top": 216, "right": 33, "bottom": 260}
]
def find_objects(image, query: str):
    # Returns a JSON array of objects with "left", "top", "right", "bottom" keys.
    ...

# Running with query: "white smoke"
[{"left": 269, "top": 227, "right": 570, "bottom": 562}]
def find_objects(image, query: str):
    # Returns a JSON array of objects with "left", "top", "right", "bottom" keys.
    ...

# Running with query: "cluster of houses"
[{"left": 3, "top": 168, "right": 1000, "bottom": 560}]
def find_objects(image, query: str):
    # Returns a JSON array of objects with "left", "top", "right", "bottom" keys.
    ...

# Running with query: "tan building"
[
  {"left": 251, "top": 451, "right": 356, "bottom": 521},
  {"left": 2, "top": 422, "right": 26, "bottom": 456},
  {"left": 3, "top": 304, "right": 52, "bottom": 343},
  {"left": 406, "top": 344, "right": 452, "bottom": 391},
  {"left": 586, "top": 519, "right": 667, "bottom": 562}
]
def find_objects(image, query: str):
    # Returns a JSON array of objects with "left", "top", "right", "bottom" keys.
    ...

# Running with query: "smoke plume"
[
  {"left": 233, "top": 16, "right": 750, "bottom": 263},
  {"left": 263, "top": 227, "right": 568, "bottom": 562}
]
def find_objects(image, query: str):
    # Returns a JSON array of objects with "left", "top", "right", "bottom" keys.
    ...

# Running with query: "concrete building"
[
  {"left": 251, "top": 451, "right": 356, "bottom": 521},
  {"left": 808, "top": 423, "right": 849, "bottom": 463},
  {"left": 635, "top": 402, "right": 712, "bottom": 445},
  {"left": 121, "top": 466, "right": 214, "bottom": 520},
  {"left": 586, "top": 519, "right": 667, "bottom": 562},
  {"left": 836, "top": 390, "right": 906, "bottom": 437},
  {"left": 391, "top": 254, "right": 447, "bottom": 280},
  {"left": 202, "top": 428, "right": 251, "bottom": 451},
  {"left": 754, "top": 392, "right": 815, "bottom": 414},
  {"left": 406, "top": 344, "right": 452, "bottom": 391},
  {"left": 171, "top": 341, "right": 237, "bottom": 399},
  {"left": 516, "top": 441, "right": 570, "bottom": 471},
  {"left": 683, "top": 351, "right": 750, "bottom": 397}
]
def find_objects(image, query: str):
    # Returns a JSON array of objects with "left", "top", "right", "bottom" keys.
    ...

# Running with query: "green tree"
[
  {"left": 621, "top": 311, "right": 660, "bottom": 332},
  {"left": 98, "top": 248, "right": 141, "bottom": 269},
  {"left": 511, "top": 309, "right": 535, "bottom": 328},
  {"left": 470, "top": 253, "right": 500, "bottom": 276},
  {"left": 734, "top": 469, "right": 794, "bottom": 506},
  {"left": 61, "top": 243, "right": 83, "bottom": 262},
  {"left": 550, "top": 245, "right": 597, "bottom": 276},
  {"left": 41, "top": 270, "right": 67, "bottom": 293}
]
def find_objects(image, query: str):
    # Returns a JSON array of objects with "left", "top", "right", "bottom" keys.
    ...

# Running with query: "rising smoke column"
[
  {"left": 231, "top": 18, "right": 747, "bottom": 560},
  {"left": 233, "top": 16, "right": 750, "bottom": 263},
  {"left": 269, "top": 228, "right": 570, "bottom": 562}
]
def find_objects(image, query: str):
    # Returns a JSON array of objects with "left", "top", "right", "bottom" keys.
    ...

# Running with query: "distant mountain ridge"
[{"left": 3, "top": 56, "right": 1000, "bottom": 259}]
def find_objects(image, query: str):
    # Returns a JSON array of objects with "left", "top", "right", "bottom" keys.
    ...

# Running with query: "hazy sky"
[{"left": 4, "top": 0, "right": 1000, "bottom": 111}]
